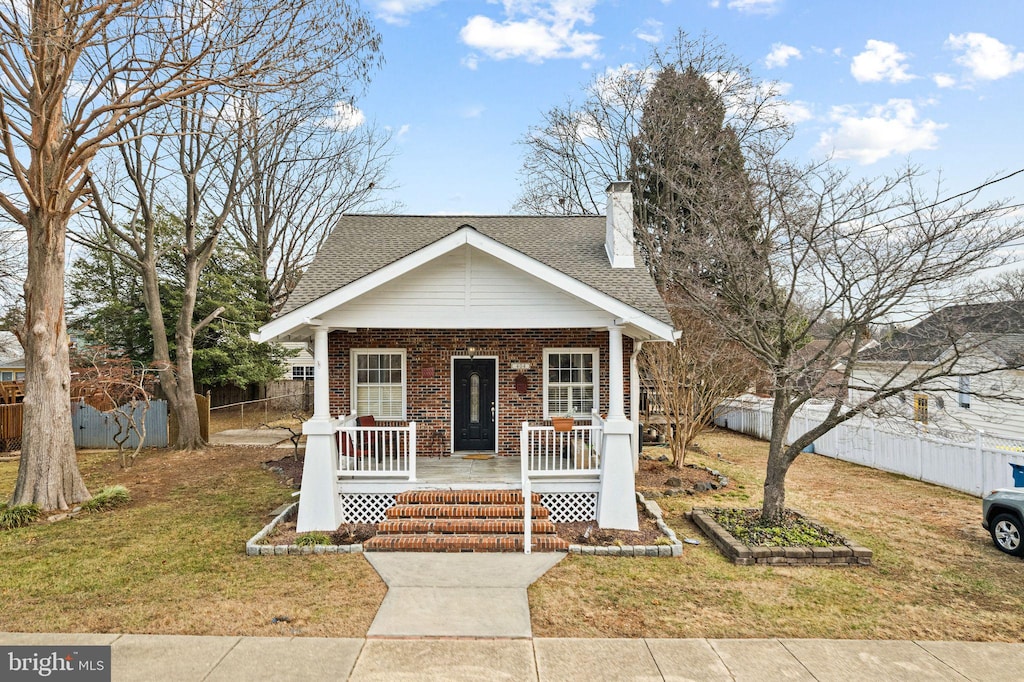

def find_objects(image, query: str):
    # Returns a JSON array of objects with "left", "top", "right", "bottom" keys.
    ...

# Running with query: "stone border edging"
[
  {"left": 568, "top": 493, "right": 683, "bottom": 557},
  {"left": 687, "top": 507, "right": 872, "bottom": 566},
  {"left": 245, "top": 502, "right": 364, "bottom": 556}
]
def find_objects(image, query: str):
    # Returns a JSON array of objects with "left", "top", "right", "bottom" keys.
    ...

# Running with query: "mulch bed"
[
  {"left": 555, "top": 503, "right": 664, "bottom": 546},
  {"left": 263, "top": 456, "right": 303, "bottom": 489},
  {"left": 634, "top": 458, "right": 723, "bottom": 495},
  {"left": 259, "top": 520, "right": 377, "bottom": 546}
]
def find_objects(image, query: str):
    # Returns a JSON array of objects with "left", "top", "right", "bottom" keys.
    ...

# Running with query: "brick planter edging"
[
  {"left": 568, "top": 493, "right": 683, "bottom": 557},
  {"left": 245, "top": 503, "right": 365, "bottom": 556},
  {"left": 687, "top": 507, "right": 872, "bottom": 567}
]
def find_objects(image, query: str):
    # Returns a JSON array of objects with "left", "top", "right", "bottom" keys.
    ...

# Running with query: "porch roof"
[{"left": 258, "top": 217, "right": 675, "bottom": 343}]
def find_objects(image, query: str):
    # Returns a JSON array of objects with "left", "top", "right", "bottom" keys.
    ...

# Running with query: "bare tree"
[
  {"left": 0, "top": 0, "right": 379, "bottom": 505},
  {"left": 72, "top": 3, "right": 382, "bottom": 450},
  {"left": 226, "top": 93, "right": 396, "bottom": 313},
  {"left": 677, "top": 156, "right": 1024, "bottom": 522},
  {"left": 990, "top": 268, "right": 1024, "bottom": 301},
  {"left": 640, "top": 304, "right": 760, "bottom": 467}
]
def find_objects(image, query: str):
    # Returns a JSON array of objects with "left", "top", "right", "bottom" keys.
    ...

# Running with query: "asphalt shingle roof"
[
  {"left": 280, "top": 215, "right": 672, "bottom": 326},
  {"left": 865, "top": 301, "right": 1024, "bottom": 364}
]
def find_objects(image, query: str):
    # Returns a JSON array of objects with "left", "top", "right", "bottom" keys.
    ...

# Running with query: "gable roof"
[
  {"left": 279, "top": 214, "right": 672, "bottom": 327},
  {"left": 864, "top": 301, "right": 1024, "bottom": 364}
]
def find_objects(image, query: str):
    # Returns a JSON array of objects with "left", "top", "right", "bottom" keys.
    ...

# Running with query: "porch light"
[{"left": 466, "top": 344, "right": 478, "bottom": 359}]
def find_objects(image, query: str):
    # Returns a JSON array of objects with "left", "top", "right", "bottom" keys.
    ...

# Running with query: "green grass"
[{"left": 80, "top": 485, "right": 131, "bottom": 513}]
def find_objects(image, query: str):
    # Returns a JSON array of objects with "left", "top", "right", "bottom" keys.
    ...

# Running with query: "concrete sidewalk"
[
  {"left": 2, "top": 633, "right": 1022, "bottom": 681},
  {"left": 364, "top": 552, "right": 564, "bottom": 638}
]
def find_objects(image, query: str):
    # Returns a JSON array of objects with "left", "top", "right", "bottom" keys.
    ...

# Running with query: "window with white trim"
[
  {"left": 351, "top": 349, "right": 406, "bottom": 419},
  {"left": 291, "top": 365, "right": 314, "bottom": 381},
  {"left": 958, "top": 376, "right": 971, "bottom": 409},
  {"left": 544, "top": 349, "right": 598, "bottom": 418}
]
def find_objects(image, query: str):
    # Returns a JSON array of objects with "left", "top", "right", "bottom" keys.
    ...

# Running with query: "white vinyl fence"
[{"left": 714, "top": 396, "right": 1024, "bottom": 497}]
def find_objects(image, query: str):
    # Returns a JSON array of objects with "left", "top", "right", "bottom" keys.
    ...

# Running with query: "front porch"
[{"left": 333, "top": 417, "right": 605, "bottom": 531}]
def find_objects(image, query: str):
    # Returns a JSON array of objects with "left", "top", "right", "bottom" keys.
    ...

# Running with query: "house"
[
  {"left": 279, "top": 341, "right": 315, "bottom": 381},
  {"left": 254, "top": 183, "right": 676, "bottom": 539},
  {"left": 849, "top": 301, "right": 1024, "bottom": 440}
]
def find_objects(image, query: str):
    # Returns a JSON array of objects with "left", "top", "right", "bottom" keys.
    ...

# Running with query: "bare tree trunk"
[
  {"left": 762, "top": 390, "right": 794, "bottom": 522},
  {"left": 13, "top": 212, "right": 90, "bottom": 508}
]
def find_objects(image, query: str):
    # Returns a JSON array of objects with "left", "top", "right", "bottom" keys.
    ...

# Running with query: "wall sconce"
[{"left": 466, "top": 344, "right": 478, "bottom": 359}]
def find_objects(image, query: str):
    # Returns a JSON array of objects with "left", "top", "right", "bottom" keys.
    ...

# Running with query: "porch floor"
[{"left": 408, "top": 454, "right": 519, "bottom": 485}]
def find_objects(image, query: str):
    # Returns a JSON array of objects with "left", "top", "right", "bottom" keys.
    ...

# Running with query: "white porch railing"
[
  {"left": 521, "top": 412, "right": 604, "bottom": 553},
  {"left": 336, "top": 412, "right": 417, "bottom": 480}
]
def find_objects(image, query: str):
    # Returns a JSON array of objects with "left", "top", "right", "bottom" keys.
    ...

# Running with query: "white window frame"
[
  {"left": 958, "top": 376, "right": 971, "bottom": 409},
  {"left": 0, "top": 371, "right": 11, "bottom": 381},
  {"left": 350, "top": 348, "right": 407, "bottom": 420},
  {"left": 291, "top": 365, "right": 314, "bottom": 381},
  {"left": 542, "top": 347, "right": 599, "bottom": 419}
]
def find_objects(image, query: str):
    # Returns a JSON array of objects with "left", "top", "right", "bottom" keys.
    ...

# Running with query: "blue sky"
[{"left": 352, "top": 0, "right": 1024, "bottom": 215}]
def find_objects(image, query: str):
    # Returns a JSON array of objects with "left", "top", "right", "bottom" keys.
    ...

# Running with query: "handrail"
[
  {"left": 336, "top": 414, "right": 417, "bottom": 481},
  {"left": 521, "top": 420, "right": 532, "bottom": 555}
]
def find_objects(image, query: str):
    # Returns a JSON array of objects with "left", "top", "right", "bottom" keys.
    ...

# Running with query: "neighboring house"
[
  {"left": 279, "top": 341, "right": 315, "bottom": 381},
  {"left": 0, "top": 331, "right": 25, "bottom": 383},
  {"left": 850, "top": 301, "right": 1024, "bottom": 440},
  {"left": 255, "top": 183, "right": 676, "bottom": 536}
]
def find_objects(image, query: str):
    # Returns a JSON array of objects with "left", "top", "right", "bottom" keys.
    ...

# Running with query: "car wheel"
[{"left": 990, "top": 513, "right": 1024, "bottom": 557}]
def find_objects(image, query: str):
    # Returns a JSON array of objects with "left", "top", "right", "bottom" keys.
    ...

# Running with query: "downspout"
[{"left": 630, "top": 339, "right": 644, "bottom": 473}]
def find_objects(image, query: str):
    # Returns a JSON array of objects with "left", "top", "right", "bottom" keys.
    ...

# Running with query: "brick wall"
[{"left": 328, "top": 329, "right": 633, "bottom": 454}]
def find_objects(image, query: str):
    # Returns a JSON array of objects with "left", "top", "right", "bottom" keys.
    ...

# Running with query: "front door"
[{"left": 453, "top": 358, "right": 496, "bottom": 451}]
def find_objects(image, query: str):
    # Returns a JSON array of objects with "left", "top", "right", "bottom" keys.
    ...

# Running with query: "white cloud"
[
  {"left": 817, "top": 99, "right": 945, "bottom": 164},
  {"left": 778, "top": 99, "right": 813, "bottom": 124},
  {"left": 932, "top": 73, "right": 956, "bottom": 88},
  {"left": 946, "top": 32, "right": 1024, "bottom": 81},
  {"left": 726, "top": 0, "right": 781, "bottom": 15},
  {"left": 322, "top": 101, "right": 365, "bottom": 131},
  {"left": 850, "top": 40, "right": 915, "bottom": 83},
  {"left": 459, "top": 0, "right": 601, "bottom": 64},
  {"left": 461, "top": 104, "right": 485, "bottom": 118},
  {"left": 633, "top": 19, "right": 663, "bottom": 44},
  {"left": 396, "top": 124, "right": 411, "bottom": 139},
  {"left": 461, "top": 54, "right": 479, "bottom": 70},
  {"left": 372, "top": 0, "right": 445, "bottom": 26},
  {"left": 765, "top": 43, "right": 801, "bottom": 69}
]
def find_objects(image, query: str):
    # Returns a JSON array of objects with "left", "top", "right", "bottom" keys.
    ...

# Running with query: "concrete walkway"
[
  {"left": 3, "top": 633, "right": 1022, "bottom": 681},
  {"left": 364, "top": 552, "right": 564, "bottom": 638}
]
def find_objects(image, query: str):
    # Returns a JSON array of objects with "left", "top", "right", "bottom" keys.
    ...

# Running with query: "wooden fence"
[
  {"left": 715, "top": 396, "right": 1024, "bottom": 497},
  {"left": 0, "top": 402, "right": 21, "bottom": 452}
]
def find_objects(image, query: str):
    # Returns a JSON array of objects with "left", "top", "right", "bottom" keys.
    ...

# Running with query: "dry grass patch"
[
  {"left": 530, "top": 428, "right": 1024, "bottom": 640},
  {"left": 0, "top": 445, "right": 385, "bottom": 637}
]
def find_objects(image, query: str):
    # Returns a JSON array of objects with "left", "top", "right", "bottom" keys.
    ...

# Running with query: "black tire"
[{"left": 990, "top": 512, "right": 1024, "bottom": 557}]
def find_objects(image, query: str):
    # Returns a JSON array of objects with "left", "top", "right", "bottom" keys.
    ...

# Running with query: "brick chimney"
[{"left": 605, "top": 181, "right": 635, "bottom": 268}]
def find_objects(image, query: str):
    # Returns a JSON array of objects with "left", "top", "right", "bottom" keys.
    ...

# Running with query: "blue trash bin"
[{"left": 1011, "top": 463, "right": 1024, "bottom": 487}]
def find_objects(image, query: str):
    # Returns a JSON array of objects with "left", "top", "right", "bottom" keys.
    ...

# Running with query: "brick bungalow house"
[{"left": 255, "top": 183, "right": 676, "bottom": 547}]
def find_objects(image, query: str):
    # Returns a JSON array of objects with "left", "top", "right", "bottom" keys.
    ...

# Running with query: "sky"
[{"left": 349, "top": 0, "right": 1024, "bottom": 215}]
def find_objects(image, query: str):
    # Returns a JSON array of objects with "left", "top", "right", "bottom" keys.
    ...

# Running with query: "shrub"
[
  {"left": 295, "top": 532, "right": 331, "bottom": 546},
  {"left": 80, "top": 485, "right": 131, "bottom": 513},
  {"left": 0, "top": 503, "right": 42, "bottom": 530}
]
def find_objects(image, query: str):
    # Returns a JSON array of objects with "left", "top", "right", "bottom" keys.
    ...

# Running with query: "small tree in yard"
[
  {"left": 675, "top": 155, "right": 1024, "bottom": 523},
  {"left": 641, "top": 304, "right": 760, "bottom": 467},
  {"left": 72, "top": 349, "right": 152, "bottom": 469}
]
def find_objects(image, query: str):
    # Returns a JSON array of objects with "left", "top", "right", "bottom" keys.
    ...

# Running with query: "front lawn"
[
  {"left": 0, "top": 446, "right": 385, "bottom": 637},
  {"left": 530, "top": 428, "right": 1024, "bottom": 641}
]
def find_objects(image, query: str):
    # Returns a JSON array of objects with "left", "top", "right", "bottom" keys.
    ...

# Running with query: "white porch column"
[
  {"left": 597, "top": 325, "right": 639, "bottom": 530},
  {"left": 297, "top": 326, "right": 342, "bottom": 532}
]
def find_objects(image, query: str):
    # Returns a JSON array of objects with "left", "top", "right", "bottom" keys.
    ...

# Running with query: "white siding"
[
  {"left": 850, "top": 362, "right": 1024, "bottom": 441},
  {"left": 320, "top": 245, "right": 616, "bottom": 329},
  {"left": 280, "top": 341, "right": 314, "bottom": 379}
]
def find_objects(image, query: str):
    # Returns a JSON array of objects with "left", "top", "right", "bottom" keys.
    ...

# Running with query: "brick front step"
[
  {"left": 369, "top": 488, "right": 566, "bottom": 553},
  {"left": 397, "top": 490, "right": 540, "bottom": 505},
  {"left": 377, "top": 518, "right": 557, "bottom": 535},
  {"left": 385, "top": 504, "right": 549, "bottom": 519},
  {"left": 363, "top": 534, "right": 569, "bottom": 552}
]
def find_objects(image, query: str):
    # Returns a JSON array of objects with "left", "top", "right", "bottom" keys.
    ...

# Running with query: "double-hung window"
[
  {"left": 544, "top": 349, "right": 599, "bottom": 418},
  {"left": 958, "top": 376, "right": 971, "bottom": 409},
  {"left": 351, "top": 349, "right": 406, "bottom": 420},
  {"left": 291, "top": 366, "right": 314, "bottom": 381}
]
